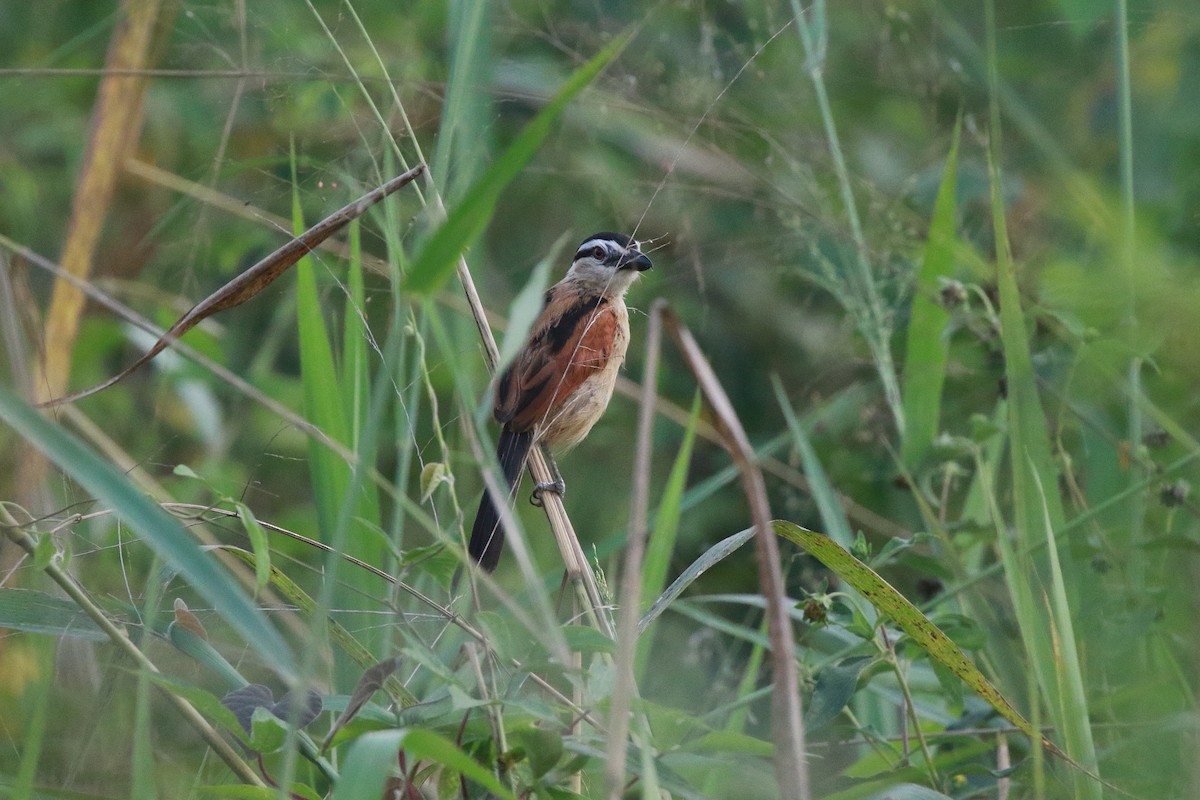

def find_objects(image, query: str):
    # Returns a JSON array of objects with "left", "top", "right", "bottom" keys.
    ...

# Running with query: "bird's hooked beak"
[{"left": 618, "top": 251, "right": 653, "bottom": 272}]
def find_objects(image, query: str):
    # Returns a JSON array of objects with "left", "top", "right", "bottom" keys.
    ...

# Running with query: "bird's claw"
[{"left": 530, "top": 479, "right": 566, "bottom": 507}]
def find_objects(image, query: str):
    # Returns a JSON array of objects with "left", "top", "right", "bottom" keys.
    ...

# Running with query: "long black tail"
[{"left": 469, "top": 428, "right": 533, "bottom": 572}]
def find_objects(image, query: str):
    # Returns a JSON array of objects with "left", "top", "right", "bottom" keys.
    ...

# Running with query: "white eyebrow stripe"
[
  {"left": 575, "top": 239, "right": 610, "bottom": 256},
  {"left": 573, "top": 238, "right": 640, "bottom": 260}
]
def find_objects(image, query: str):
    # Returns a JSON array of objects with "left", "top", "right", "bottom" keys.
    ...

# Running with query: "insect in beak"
[{"left": 619, "top": 252, "right": 653, "bottom": 272}]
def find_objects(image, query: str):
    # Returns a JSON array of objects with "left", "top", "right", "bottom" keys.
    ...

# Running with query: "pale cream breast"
[{"left": 538, "top": 299, "right": 630, "bottom": 448}]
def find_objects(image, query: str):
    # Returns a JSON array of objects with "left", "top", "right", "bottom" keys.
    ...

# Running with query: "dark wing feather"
[{"left": 495, "top": 291, "right": 616, "bottom": 433}]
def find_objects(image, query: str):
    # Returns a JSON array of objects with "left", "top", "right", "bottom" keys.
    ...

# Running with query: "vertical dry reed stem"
[
  {"left": 660, "top": 306, "right": 810, "bottom": 800},
  {"left": 36, "top": 0, "right": 163, "bottom": 403}
]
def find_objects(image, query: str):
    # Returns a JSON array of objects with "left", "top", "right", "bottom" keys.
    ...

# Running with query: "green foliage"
[
  {"left": 0, "top": 388, "right": 296, "bottom": 676},
  {"left": 900, "top": 118, "right": 961, "bottom": 469},
  {"left": 0, "top": 589, "right": 106, "bottom": 640},
  {"left": 403, "top": 30, "right": 632, "bottom": 295},
  {"left": 2, "top": 1, "right": 1198, "bottom": 798}
]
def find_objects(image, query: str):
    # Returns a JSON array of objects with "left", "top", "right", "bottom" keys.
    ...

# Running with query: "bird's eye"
[{"left": 591, "top": 246, "right": 606, "bottom": 260}]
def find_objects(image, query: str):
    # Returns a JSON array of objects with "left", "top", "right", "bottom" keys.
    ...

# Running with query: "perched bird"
[{"left": 468, "top": 232, "right": 653, "bottom": 571}]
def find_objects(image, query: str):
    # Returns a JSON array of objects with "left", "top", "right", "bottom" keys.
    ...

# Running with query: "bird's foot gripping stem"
[{"left": 530, "top": 478, "right": 566, "bottom": 507}]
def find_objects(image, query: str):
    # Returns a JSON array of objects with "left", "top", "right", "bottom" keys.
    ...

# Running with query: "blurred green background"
[{"left": 2, "top": 1, "right": 1199, "bottom": 798}]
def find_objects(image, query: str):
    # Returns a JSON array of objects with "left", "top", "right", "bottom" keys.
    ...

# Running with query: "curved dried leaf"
[
  {"left": 321, "top": 657, "right": 398, "bottom": 753},
  {"left": 172, "top": 597, "right": 208, "bottom": 640},
  {"left": 41, "top": 165, "right": 425, "bottom": 407}
]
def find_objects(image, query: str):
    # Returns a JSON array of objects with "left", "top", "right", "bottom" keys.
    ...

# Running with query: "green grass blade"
[
  {"left": 403, "top": 29, "right": 632, "bottom": 295},
  {"left": 638, "top": 527, "right": 755, "bottom": 634},
  {"left": 234, "top": 501, "right": 271, "bottom": 594},
  {"left": 988, "top": 139, "right": 1098, "bottom": 794},
  {"left": 1031, "top": 463, "right": 1101, "bottom": 795},
  {"left": 340, "top": 221, "right": 369, "bottom": 444},
  {"left": 12, "top": 637, "right": 51, "bottom": 798},
  {"left": 989, "top": 152, "right": 1066, "bottom": 539},
  {"left": 900, "top": 118, "right": 961, "bottom": 468},
  {"left": 131, "top": 654, "right": 156, "bottom": 800},
  {"left": 773, "top": 375, "right": 886, "bottom": 729},
  {"left": 169, "top": 620, "right": 251, "bottom": 690},
  {"left": 777, "top": 519, "right": 1113, "bottom": 796},
  {"left": 431, "top": 0, "right": 492, "bottom": 203},
  {"left": 772, "top": 376, "right": 854, "bottom": 549},
  {"left": 132, "top": 578, "right": 166, "bottom": 800},
  {"left": 0, "top": 386, "right": 296, "bottom": 677},
  {"left": 635, "top": 391, "right": 701, "bottom": 679},
  {"left": 291, "top": 155, "right": 352, "bottom": 541},
  {"left": 0, "top": 588, "right": 106, "bottom": 639},
  {"left": 337, "top": 219, "right": 383, "bottom": 559},
  {"left": 495, "top": 239, "right": 559, "bottom": 373}
]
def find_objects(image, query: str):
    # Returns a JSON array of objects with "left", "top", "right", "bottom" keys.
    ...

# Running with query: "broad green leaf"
[
  {"left": 173, "top": 463, "right": 199, "bottom": 479},
  {"left": 32, "top": 529, "right": 55, "bottom": 569},
  {"left": 331, "top": 729, "right": 516, "bottom": 800},
  {"left": 249, "top": 706, "right": 289, "bottom": 754},
  {"left": 143, "top": 672, "right": 250, "bottom": 746},
  {"left": 403, "top": 31, "right": 631, "bottom": 295},
  {"left": 508, "top": 725, "right": 564, "bottom": 779},
  {"left": 0, "top": 387, "right": 296, "bottom": 677},
  {"left": 900, "top": 117, "right": 960, "bottom": 468},
  {"left": 806, "top": 657, "right": 870, "bottom": 731},
  {"left": 561, "top": 624, "right": 615, "bottom": 655}
]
